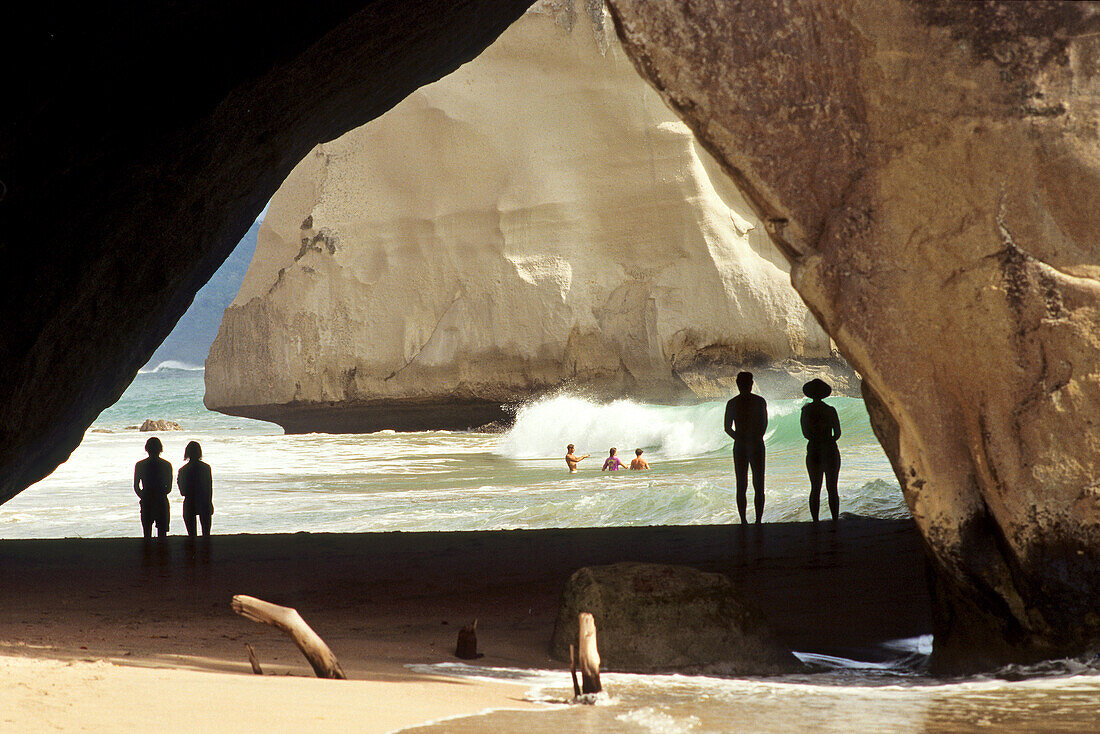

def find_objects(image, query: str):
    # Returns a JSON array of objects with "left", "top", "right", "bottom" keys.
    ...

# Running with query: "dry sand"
[{"left": 0, "top": 520, "right": 930, "bottom": 731}]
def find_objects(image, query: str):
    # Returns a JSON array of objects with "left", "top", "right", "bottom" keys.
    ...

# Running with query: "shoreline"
[{"left": 0, "top": 520, "right": 930, "bottom": 730}]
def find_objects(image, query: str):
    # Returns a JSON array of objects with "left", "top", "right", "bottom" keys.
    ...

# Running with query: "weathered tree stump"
[
  {"left": 231, "top": 595, "right": 346, "bottom": 679},
  {"left": 577, "top": 612, "right": 601, "bottom": 694},
  {"left": 455, "top": 619, "right": 483, "bottom": 659}
]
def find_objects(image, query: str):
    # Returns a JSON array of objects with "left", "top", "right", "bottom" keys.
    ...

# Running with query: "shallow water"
[
  {"left": 1, "top": 370, "right": 905, "bottom": 538},
  {"left": 400, "top": 653, "right": 1100, "bottom": 733}
]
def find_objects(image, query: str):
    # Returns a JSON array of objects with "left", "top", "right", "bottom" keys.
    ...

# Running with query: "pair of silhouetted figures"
[
  {"left": 133, "top": 437, "right": 214, "bottom": 539},
  {"left": 723, "top": 371, "right": 841, "bottom": 524}
]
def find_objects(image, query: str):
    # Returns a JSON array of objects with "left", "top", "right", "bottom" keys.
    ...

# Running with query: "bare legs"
[
  {"left": 807, "top": 443, "right": 841, "bottom": 522},
  {"left": 734, "top": 441, "right": 766, "bottom": 524},
  {"left": 184, "top": 513, "right": 212, "bottom": 537}
]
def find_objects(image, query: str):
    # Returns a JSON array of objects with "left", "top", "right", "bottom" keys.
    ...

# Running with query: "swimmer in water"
[
  {"left": 602, "top": 447, "right": 626, "bottom": 471},
  {"left": 629, "top": 448, "right": 649, "bottom": 470},
  {"left": 565, "top": 444, "right": 590, "bottom": 473}
]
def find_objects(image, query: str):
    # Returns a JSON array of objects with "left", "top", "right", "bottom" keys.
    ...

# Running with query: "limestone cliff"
[
  {"left": 606, "top": 0, "right": 1100, "bottom": 671},
  {"left": 204, "top": 4, "right": 853, "bottom": 432}
]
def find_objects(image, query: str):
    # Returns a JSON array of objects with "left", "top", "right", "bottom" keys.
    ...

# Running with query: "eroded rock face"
[
  {"left": 0, "top": 0, "right": 534, "bottom": 505},
  {"left": 607, "top": 0, "right": 1100, "bottom": 671},
  {"left": 550, "top": 563, "right": 804, "bottom": 674},
  {"left": 204, "top": 4, "right": 853, "bottom": 432}
]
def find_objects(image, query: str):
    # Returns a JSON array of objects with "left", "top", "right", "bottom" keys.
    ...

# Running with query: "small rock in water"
[
  {"left": 89, "top": 428, "right": 112, "bottom": 433},
  {"left": 471, "top": 420, "right": 510, "bottom": 434},
  {"left": 139, "top": 419, "right": 182, "bottom": 432},
  {"left": 124, "top": 425, "right": 140, "bottom": 430}
]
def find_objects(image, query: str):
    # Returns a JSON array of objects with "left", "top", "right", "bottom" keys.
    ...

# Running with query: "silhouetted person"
[
  {"left": 134, "top": 437, "right": 172, "bottom": 539},
  {"left": 801, "top": 379, "right": 842, "bottom": 522},
  {"left": 177, "top": 440, "right": 213, "bottom": 537},
  {"left": 724, "top": 371, "right": 768, "bottom": 523}
]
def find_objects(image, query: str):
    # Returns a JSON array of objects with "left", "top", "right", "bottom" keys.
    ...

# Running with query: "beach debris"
[
  {"left": 139, "top": 419, "right": 181, "bottom": 431},
  {"left": 245, "top": 643, "right": 264, "bottom": 675},
  {"left": 576, "top": 612, "right": 602, "bottom": 695},
  {"left": 455, "top": 619, "right": 483, "bottom": 659},
  {"left": 230, "top": 595, "right": 346, "bottom": 679}
]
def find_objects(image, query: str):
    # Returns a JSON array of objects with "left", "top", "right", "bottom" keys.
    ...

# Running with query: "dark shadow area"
[{"left": 0, "top": 518, "right": 930, "bottom": 676}]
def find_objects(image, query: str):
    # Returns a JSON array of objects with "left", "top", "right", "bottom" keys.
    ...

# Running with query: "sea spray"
[
  {"left": 138, "top": 360, "right": 206, "bottom": 374},
  {"left": 498, "top": 395, "right": 731, "bottom": 459},
  {"left": 496, "top": 393, "right": 873, "bottom": 461}
]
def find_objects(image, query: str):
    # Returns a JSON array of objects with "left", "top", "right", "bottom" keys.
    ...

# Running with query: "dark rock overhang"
[{"left": 0, "top": 0, "right": 534, "bottom": 504}]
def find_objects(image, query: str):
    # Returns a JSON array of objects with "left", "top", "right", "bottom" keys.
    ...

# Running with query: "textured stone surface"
[
  {"left": 607, "top": 0, "right": 1100, "bottom": 671},
  {"left": 139, "top": 420, "right": 181, "bottom": 433},
  {"left": 550, "top": 562, "right": 803, "bottom": 674},
  {"left": 204, "top": 5, "right": 853, "bottom": 432},
  {"left": 0, "top": 0, "right": 533, "bottom": 505}
]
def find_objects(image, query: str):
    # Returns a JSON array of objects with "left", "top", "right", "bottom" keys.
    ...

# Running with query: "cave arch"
[{"left": 3, "top": 0, "right": 1099, "bottom": 673}]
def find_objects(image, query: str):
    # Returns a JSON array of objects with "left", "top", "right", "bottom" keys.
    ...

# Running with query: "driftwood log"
[
  {"left": 577, "top": 612, "right": 602, "bottom": 694},
  {"left": 231, "top": 595, "right": 346, "bottom": 679}
]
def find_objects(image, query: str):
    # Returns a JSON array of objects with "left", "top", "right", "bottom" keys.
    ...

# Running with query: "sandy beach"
[{"left": 0, "top": 519, "right": 930, "bottom": 731}]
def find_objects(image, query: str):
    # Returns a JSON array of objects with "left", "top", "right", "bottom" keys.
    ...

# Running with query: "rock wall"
[
  {"left": 0, "top": 0, "right": 533, "bottom": 506},
  {"left": 606, "top": 0, "right": 1100, "bottom": 672},
  {"left": 205, "top": 4, "right": 853, "bottom": 431}
]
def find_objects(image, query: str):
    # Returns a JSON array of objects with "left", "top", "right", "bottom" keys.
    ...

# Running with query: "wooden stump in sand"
[
  {"left": 570, "top": 612, "right": 601, "bottom": 695},
  {"left": 455, "top": 619, "right": 483, "bottom": 659},
  {"left": 231, "top": 595, "right": 346, "bottom": 679}
]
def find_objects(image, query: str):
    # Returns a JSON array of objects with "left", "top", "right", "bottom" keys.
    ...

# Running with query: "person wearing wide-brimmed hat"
[{"left": 801, "top": 379, "right": 842, "bottom": 522}]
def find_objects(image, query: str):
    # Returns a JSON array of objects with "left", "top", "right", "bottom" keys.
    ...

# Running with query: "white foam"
[
  {"left": 138, "top": 360, "right": 205, "bottom": 374},
  {"left": 497, "top": 394, "right": 729, "bottom": 460}
]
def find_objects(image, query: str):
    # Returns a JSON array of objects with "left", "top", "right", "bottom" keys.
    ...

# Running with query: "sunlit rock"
[
  {"left": 606, "top": 0, "right": 1100, "bottom": 671},
  {"left": 204, "top": 3, "right": 853, "bottom": 432}
]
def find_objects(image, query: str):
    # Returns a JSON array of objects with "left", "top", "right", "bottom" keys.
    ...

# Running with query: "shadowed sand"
[{"left": 0, "top": 519, "right": 929, "bottom": 730}]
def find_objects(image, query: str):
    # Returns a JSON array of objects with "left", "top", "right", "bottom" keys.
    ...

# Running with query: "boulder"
[
  {"left": 550, "top": 563, "right": 804, "bottom": 675},
  {"left": 203, "top": 3, "right": 854, "bottom": 433},
  {"left": 607, "top": 0, "right": 1100, "bottom": 671},
  {"left": 139, "top": 420, "right": 181, "bottom": 432}
]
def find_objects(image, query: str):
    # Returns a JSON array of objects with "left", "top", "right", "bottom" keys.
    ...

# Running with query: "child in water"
[
  {"left": 602, "top": 448, "right": 626, "bottom": 471},
  {"left": 630, "top": 448, "right": 649, "bottom": 470}
]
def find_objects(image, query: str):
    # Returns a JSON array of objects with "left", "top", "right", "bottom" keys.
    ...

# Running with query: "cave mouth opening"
[{"left": 2, "top": 3, "right": 906, "bottom": 542}]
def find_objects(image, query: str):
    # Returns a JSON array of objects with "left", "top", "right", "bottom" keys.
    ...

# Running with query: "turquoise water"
[{"left": 0, "top": 370, "right": 906, "bottom": 539}]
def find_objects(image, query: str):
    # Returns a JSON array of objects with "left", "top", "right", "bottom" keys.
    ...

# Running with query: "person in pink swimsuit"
[{"left": 602, "top": 448, "right": 626, "bottom": 471}]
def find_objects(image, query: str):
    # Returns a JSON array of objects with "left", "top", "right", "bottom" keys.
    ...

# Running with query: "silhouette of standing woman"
[
  {"left": 724, "top": 371, "right": 768, "bottom": 524},
  {"left": 801, "top": 379, "right": 841, "bottom": 522},
  {"left": 177, "top": 441, "right": 213, "bottom": 537},
  {"left": 134, "top": 437, "right": 172, "bottom": 539}
]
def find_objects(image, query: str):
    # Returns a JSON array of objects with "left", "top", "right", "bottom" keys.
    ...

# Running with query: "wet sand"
[{"left": 0, "top": 519, "right": 930, "bottom": 730}]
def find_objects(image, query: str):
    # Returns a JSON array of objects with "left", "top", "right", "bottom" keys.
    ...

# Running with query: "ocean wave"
[
  {"left": 496, "top": 393, "right": 877, "bottom": 461},
  {"left": 138, "top": 360, "right": 205, "bottom": 374}
]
